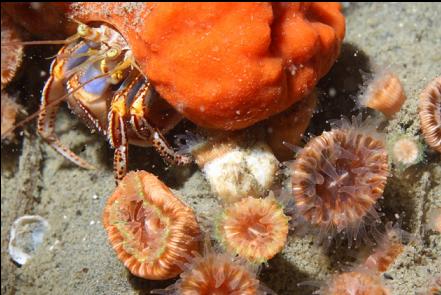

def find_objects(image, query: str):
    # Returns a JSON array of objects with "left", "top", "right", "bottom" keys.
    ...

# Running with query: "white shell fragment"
[
  {"left": 202, "top": 142, "right": 279, "bottom": 204},
  {"left": 9, "top": 215, "right": 50, "bottom": 265}
]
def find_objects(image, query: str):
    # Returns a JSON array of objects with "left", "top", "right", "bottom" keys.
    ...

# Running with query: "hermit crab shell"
[
  {"left": 71, "top": 2, "right": 345, "bottom": 130},
  {"left": 103, "top": 170, "right": 201, "bottom": 280}
]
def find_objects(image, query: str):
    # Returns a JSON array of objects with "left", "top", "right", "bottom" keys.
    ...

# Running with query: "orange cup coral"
[
  {"left": 152, "top": 251, "right": 264, "bottom": 295},
  {"left": 71, "top": 2, "right": 345, "bottom": 130},
  {"left": 419, "top": 76, "right": 441, "bottom": 153},
  {"left": 215, "top": 195, "right": 289, "bottom": 264},
  {"left": 318, "top": 270, "right": 390, "bottom": 295},
  {"left": 359, "top": 70, "right": 406, "bottom": 118},
  {"left": 362, "top": 222, "right": 409, "bottom": 273},
  {"left": 103, "top": 171, "right": 201, "bottom": 280}
]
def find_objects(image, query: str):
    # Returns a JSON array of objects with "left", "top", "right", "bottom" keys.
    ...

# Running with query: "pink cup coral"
[{"left": 291, "top": 116, "right": 388, "bottom": 244}]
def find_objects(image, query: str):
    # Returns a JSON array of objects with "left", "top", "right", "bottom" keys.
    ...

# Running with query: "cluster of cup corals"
[
  {"left": 1, "top": 4, "right": 439, "bottom": 294},
  {"left": 101, "top": 70, "right": 441, "bottom": 294}
]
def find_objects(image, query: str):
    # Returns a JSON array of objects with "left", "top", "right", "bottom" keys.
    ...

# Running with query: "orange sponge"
[{"left": 72, "top": 2, "right": 345, "bottom": 130}]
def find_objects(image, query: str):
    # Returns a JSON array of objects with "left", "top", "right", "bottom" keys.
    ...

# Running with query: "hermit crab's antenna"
[{"left": 0, "top": 19, "right": 88, "bottom": 48}]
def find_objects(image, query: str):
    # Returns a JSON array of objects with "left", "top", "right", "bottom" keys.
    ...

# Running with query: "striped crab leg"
[
  {"left": 108, "top": 83, "right": 131, "bottom": 183},
  {"left": 129, "top": 77, "right": 193, "bottom": 166},
  {"left": 38, "top": 44, "right": 96, "bottom": 170}
]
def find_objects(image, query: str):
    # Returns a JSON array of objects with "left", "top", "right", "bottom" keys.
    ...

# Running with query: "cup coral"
[
  {"left": 152, "top": 249, "right": 268, "bottom": 295},
  {"left": 362, "top": 222, "right": 410, "bottom": 273},
  {"left": 358, "top": 69, "right": 406, "bottom": 118},
  {"left": 388, "top": 135, "right": 424, "bottom": 171},
  {"left": 314, "top": 222, "right": 408, "bottom": 295},
  {"left": 215, "top": 195, "right": 289, "bottom": 264},
  {"left": 1, "top": 10, "right": 23, "bottom": 90},
  {"left": 316, "top": 270, "right": 390, "bottom": 295},
  {"left": 71, "top": 2, "right": 345, "bottom": 130},
  {"left": 290, "top": 116, "right": 388, "bottom": 244},
  {"left": 419, "top": 76, "right": 441, "bottom": 153},
  {"left": 103, "top": 170, "right": 201, "bottom": 280}
]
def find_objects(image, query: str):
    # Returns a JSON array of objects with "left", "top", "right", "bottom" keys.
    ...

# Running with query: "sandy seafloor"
[{"left": 1, "top": 3, "right": 440, "bottom": 295}]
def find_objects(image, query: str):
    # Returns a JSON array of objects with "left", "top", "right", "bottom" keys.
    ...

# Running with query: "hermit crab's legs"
[
  {"left": 108, "top": 74, "right": 193, "bottom": 183},
  {"left": 129, "top": 81, "right": 193, "bottom": 166},
  {"left": 38, "top": 54, "right": 96, "bottom": 170}
]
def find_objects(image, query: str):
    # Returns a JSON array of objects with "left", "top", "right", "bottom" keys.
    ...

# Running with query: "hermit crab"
[
  {"left": 3, "top": 2, "right": 345, "bottom": 182},
  {"left": 36, "top": 22, "right": 192, "bottom": 182}
]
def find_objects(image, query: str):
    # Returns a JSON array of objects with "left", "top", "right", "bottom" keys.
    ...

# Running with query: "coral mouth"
[{"left": 118, "top": 199, "right": 167, "bottom": 255}]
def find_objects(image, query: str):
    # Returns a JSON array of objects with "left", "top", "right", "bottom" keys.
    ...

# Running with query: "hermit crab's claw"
[
  {"left": 129, "top": 79, "right": 193, "bottom": 166},
  {"left": 38, "top": 55, "right": 96, "bottom": 170}
]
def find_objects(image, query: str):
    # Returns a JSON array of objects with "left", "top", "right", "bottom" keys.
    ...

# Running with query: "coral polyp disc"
[
  {"left": 216, "top": 196, "right": 289, "bottom": 263},
  {"left": 291, "top": 119, "right": 388, "bottom": 239},
  {"left": 178, "top": 253, "right": 260, "bottom": 295},
  {"left": 103, "top": 171, "right": 201, "bottom": 280},
  {"left": 321, "top": 271, "right": 390, "bottom": 295}
]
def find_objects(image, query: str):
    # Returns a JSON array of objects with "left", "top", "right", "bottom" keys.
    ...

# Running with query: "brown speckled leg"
[
  {"left": 137, "top": 117, "right": 193, "bottom": 165},
  {"left": 129, "top": 83, "right": 193, "bottom": 166}
]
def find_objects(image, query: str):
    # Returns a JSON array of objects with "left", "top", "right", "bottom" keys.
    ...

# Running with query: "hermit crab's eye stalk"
[
  {"left": 100, "top": 49, "right": 123, "bottom": 74},
  {"left": 106, "top": 48, "right": 121, "bottom": 60},
  {"left": 77, "top": 23, "right": 90, "bottom": 37}
]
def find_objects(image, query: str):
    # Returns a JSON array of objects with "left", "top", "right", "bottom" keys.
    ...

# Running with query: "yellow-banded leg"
[
  {"left": 38, "top": 44, "right": 96, "bottom": 169},
  {"left": 129, "top": 77, "right": 193, "bottom": 166},
  {"left": 108, "top": 86, "right": 130, "bottom": 183}
]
